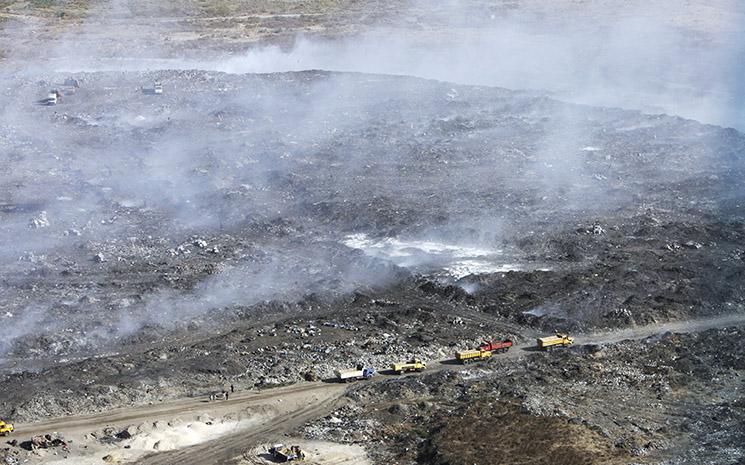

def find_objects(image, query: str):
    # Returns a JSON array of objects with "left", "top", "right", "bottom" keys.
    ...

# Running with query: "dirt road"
[
  {"left": 16, "top": 383, "right": 341, "bottom": 438},
  {"left": 503, "top": 312, "right": 745, "bottom": 357},
  {"left": 576, "top": 313, "right": 745, "bottom": 345},
  {"left": 14, "top": 383, "right": 345, "bottom": 465},
  {"left": 14, "top": 312, "right": 745, "bottom": 465},
  {"left": 135, "top": 386, "right": 345, "bottom": 465}
]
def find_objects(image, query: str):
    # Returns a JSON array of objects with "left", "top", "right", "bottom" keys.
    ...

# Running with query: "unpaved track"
[
  {"left": 576, "top": 313, "right": 745, "bottom": 345},
  {"left": 135, "top": 386, "right": 345, "bottom": 465},
  {"left": 15, "top": 382, "right": 343, "bottom": 439},
  {"left": 15, "top": 313, "right": 745, "bottom": 465},
  {"left": 498, "top": 312, "right": 745, "bottom": 359}
]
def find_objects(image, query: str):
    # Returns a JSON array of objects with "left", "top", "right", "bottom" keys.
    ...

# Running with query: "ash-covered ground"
[
  {"left": 1, "top": 2, "right": 745, "bottom": 464},
  {"left": 2, "top": 69, "right": 744, "bottom": 370},
  {"left": 1, "top": 69, "right": 744, "bottom": 429}
]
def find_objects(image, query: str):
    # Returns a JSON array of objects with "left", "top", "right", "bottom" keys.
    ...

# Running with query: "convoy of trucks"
[
  {"left": 1, "top": 332, "right": 574, "bottom": 445},
  {"left": 38, "top": 79, "right": 80, "bottom": 106},
  {"left": 451, "top": 338, "right": 514, "bottom": 364}
]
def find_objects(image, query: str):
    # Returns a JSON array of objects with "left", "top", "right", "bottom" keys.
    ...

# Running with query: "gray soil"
[{"left": 1, "top": 1, "right": 745, "bottom": 465}]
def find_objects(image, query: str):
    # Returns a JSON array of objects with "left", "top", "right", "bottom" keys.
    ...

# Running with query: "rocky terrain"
[
  {"left": 2, "top": 69, "right": 744, "bottom": 367},
  {"left": 1, "top": 1, "right": 745, "bottom": 464},
  {"left": 1, "top": 69, "right": 745, "bottom": 462},
  {"left": 304, "top": 327, "right": 745, "bottom": 465}
]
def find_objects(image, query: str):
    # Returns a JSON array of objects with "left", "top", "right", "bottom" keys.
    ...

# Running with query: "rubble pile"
[{"left": 0, "top": 449, "right": 21, "bottom": 465}]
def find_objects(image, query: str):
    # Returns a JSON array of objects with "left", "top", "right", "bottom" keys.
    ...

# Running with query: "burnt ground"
[
  {"left": 1, "top": 70, "right": 744, "bottom": 361},
  {"left": 0, "top": 69, "right": 744, "bottom": 464}
]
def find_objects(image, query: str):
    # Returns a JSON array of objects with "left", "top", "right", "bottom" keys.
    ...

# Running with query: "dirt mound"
[{"left": 420, "top": 400, "right": 625, "bottom": 465}]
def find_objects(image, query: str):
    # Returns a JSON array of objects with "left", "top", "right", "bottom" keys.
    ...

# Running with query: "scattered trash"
[
  {"left": 269, "top": 443, "right": 306, "bottom": 462},
  {"left": 20, "top": 433, "right": 69, "bottom": 452}
]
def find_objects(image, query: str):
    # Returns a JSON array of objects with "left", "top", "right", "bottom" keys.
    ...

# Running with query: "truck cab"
[{"left": 0, "top": 420, "right": 14, "bottom": 436}]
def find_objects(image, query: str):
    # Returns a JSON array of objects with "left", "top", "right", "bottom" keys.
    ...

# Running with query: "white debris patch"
[
  {"left": 124, "top": 418, "right": 248, "bottom": 452},
  {"left": 29, "top": 211, "right": 50, "bottom": 229},
  {"left": 42, "top": 417, "right": 256, "bottom": 465},
  {"left": 445, "top": 260, "right": 536, "bottom": 279},
  {"left": 343, "top": 233, "right": 496, "bottom": 263},
  {"left": 243, "top": 439, "right": 372, "bottom": 465},
  {"left": 342, "top": 233, "right": 547, "bottom": 278}
]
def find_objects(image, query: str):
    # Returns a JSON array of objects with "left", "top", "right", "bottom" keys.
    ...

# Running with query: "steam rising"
[
  {"left": 39, "top": 1, "right": 745, "bottom": 130},
  {"left": 0, "top": 0, "right": 743, "bottom": 361}
]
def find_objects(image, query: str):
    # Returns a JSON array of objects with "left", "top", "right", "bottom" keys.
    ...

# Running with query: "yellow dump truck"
[
  {"left": 537, "top": 332, "right": 574, "bottom": 351},
  {"left": 455, "top": 349, "right": 492, "bottom": 364},
  {"left": 0, "top": 420, "right": 13, "bottom": 436},
  {"left": 391, "top": 358, "right": 426, "bottom": 374}
]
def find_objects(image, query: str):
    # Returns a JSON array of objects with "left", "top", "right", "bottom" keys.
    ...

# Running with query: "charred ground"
[
  {"left": 2, "top": 70, "right": 744, "bottom": 361},
  {"left": 0, "top": 69, "right": 744, "bottom": 464}
]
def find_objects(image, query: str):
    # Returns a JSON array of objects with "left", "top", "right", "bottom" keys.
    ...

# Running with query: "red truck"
[{"left": 479, "top": 339, "right": 513, "bottom": 353}]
